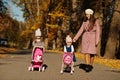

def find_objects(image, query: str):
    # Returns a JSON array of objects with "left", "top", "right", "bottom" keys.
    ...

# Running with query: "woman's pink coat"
[{"left": 73, "top": 20, "right": 100, "bottom": 54}]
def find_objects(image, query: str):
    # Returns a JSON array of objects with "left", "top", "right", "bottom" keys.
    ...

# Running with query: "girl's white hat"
[
  {"left": 85, "top": 9, "right": 94, "bottom": 15},
  {"left": 35, "top": 28, "right": 41, "bottom": 37},
  {"left": 66, "top": 35, "right": 72, "bottom": 43}
]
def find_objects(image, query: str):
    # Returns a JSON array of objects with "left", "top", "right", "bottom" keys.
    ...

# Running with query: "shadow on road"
[
  {"left": 29, "top": 64, "right": 48, "bottom": 72},
  {"left": 74, "top": 63, "right": 87, "bottom": 69},
  {"left": 74, "top": 63, "right": 94, "bottom": 72},
  {"left": 105, "top": 70, "right": 120, "bottom": 73},
  {"left": 74, "top": 63, "right": 87, "bottom": 71}
]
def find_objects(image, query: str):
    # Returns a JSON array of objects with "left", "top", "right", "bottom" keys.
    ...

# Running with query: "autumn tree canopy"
[{"left": 0, "top": 0, "right": 120, "bottom": 59}]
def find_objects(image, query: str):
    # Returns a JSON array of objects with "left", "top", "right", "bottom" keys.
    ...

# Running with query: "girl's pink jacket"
[{"left": 73, "top": 20, "right": 100, "bottom": 54}]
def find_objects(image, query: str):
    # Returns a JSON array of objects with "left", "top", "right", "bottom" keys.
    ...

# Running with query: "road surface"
[{"left": 0, "top": 51, "right": 120, "bottom": 80}]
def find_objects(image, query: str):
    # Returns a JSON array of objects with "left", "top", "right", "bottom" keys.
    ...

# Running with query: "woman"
[{"left": 73, "top": 9, "right": 100, "bottom": 72}]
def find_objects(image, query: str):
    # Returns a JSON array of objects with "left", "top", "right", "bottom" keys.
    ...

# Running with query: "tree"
[
  {"left": 0, "top": 0, "right": 21, "bottom": 48},
  {"left": 103, "top": 0, "right": 120, "bottom": 59},
  {"left": 0, "top": 0, "right": 7, "bottom": 14},
  {"left": 11, "top": 0, "right": 120, "bottom": 59}
]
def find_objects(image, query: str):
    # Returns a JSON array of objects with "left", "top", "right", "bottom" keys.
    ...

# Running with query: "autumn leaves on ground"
[{"left": 0, "top": 47, "right": 120, "bottom": 70}]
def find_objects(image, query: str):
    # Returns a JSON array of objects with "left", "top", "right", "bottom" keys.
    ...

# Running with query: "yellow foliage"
[
  {"left": 42, "top": 1, "right": 50, "bottom": 10},
  {"left": 0, "top": 47, "right": 17, "bottom": 54},
  {"left": 31, "top": 22, "right": 42, "bottom": 30},
  {"left": 31, "top": 25, "right": 37, "bottom": 30},
  {"left": 26, "top": 4, "right": 31, "bottom": 9},
  {"left": 20, "top": 30, "right": 33, "bottom": 38},
  {"left": 75, "top": 53, "right": 120, "bottom": 70},
  {"left": 46, "top": 23, "right": 58, "bottom": 28},
  {"left": 0, "top": 26, "right": 4, "bottom": 31},
  {"left": 48, "top": 33, "right": 55, "bottom": 41},
  {"left": 95, "top": 57, "right": 120, "bottom": 70},
  {"left": 48, "top": 12, "right": 65, "bottom": 18}
]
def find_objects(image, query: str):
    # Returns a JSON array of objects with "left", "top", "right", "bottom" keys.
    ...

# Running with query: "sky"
[{"left": 3, "top": 0, "right": 24, "bottom": 22}]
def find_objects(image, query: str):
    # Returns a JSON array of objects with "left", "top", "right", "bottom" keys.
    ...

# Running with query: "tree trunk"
[
  {"left": 37, "top": 0, "right": 40, "bottom": 17},
  {"left": 104, "top": 0, "right": 120, "bottom": 59}
]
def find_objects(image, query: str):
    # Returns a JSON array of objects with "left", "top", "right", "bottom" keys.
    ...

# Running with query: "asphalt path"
[{"left": 0, "top": 51, "right": 120, "bottom": 80}]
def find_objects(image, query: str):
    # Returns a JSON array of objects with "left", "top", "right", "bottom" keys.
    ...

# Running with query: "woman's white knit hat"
[
  {"left": 85, "top": 9, "right": 94, "bottom": 15},
  {"left": 35, "top": 28, "right": 41, "bottom": 37},
  {"left": 66, "top": 35, "right": 72, "bottom": 43}
]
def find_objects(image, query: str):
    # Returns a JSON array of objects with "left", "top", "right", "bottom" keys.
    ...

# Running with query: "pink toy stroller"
[
  {"left": 60, "top": 52, "right": 74, "bottom": 74},
  {"left": 28, "top": 47, "right": 45, "bottom": 71},
  {"left": 63, "top": 52, "right": 73, "bottom": 65}
]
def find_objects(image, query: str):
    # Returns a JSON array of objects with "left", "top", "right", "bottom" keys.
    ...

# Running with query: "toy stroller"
[
  {"left": 63, "top": 52, "right": 73, "bottom": 65},
  {"left": 60, "top": 52, "right": 74, "bottom": 74},
  {"left": 28, "top": 47, "right": 45, "bottom": 72}
]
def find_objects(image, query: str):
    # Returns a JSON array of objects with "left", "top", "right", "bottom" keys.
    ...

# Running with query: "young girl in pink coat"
[{"left": 73, "top": 9, "right": 100, "bottom": 72}]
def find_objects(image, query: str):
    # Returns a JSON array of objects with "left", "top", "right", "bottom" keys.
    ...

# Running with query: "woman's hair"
[{"left": 83, "top": 15, "right": 96, "bottom": 31}]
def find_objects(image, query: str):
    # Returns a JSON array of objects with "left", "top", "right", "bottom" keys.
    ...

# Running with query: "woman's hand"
[{"left": 73, "top": 39, "right": 76, "bottom": 42}]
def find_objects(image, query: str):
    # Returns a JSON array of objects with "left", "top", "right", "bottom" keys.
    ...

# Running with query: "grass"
[{"left": 0, "top": 47, "right": 17, "bottom": 58}]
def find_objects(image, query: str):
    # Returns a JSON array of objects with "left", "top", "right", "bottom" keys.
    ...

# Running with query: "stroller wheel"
[
  {"left": 42, "top": 67, "right": 45, "bottom": 72},
  {"left": 28, "top": 67, "right": 31, "bottom": 71},
  {"left": 31, "top": 67, "right": 34, "bottom": 71},
  {"left": 70, "top": 70, "right": 73, "bottom": 75},
  {"left": 39, "top": 68, "right": 41, "bottom": 71}
]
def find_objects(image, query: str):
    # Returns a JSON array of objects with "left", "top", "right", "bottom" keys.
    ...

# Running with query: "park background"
[{"left": 0, "top": 0, "right": 120, "bottom": 69}]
